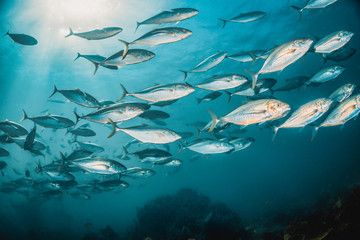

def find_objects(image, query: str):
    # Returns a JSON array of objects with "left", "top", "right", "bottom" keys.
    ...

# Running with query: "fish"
[
  {"left": 313, "top": 30, "right": 354, "bottom": 54},
  {"left": 226, "top": 50, "right": 267, "bottom": 65},
  {"left": 218, "top": 11, "right": 266, "bottom": 28},
  {"left": 119, "top": 27, "right": 192, "bottom": 58},
  {"left": 197, "top": 91, "right": 222, "bottom": 104},
  {"left": 228, "top": 78, "right": 277, "bottom": 101},
  {"left": 321, "top": 46, "right": 356, "bottom": 63},
  {"left": 139, "top": 110, "right": 170, "bottom": 120},
  {"left": 0, "top": 120, "right": 28, "bottom": 136},
  {"left": 305, "top": 65, "right": 345, "bottom": 85},
  {"left": 97, "top": 179, "right": 129, "bottom": 191},
  {"left": 0, "top": 147, "right": 9, "bottom": 157},
  {"left": 329, "top": 83, "right": 356, "bottom": 102},
  {"left": 207, "top": 99, "right": 290, "bottom": 131},
  {"left": 108, "top": 120, "right": 181, "bottom": 144},
  {"left": 44, "top": 170, "right": 76, "bottom": 182},
  {"left": 25, "top": 170, "right": 30, "bottom": 178},
  {"left": 121, "top": 146, "right": 172, "bottom": 163},
  {"left": 64, "top": 27, "right": 122, "bottom": 40},
  {"left": 273, "top": 98, "right": 333, "bottom": 140},
  {"left": 101, "top": 49, "right": 155, "bottom": 68},
  {"left": 292, "top": 0, "right": 338, "bottom": 21},
  {"left": 118, "top": 83, "right": 194, "bottom": 103},
  {"left": 24, "top": 125, "right": 36, "bottom": 150},
  {"left": 75, "top": 141, "right": 104, "bottom": 153},
  {"left": 245, "top": 38, "right": 313, "bottom": 89},
  {"left": 273, "top": 76, "right": 309, "bottom": 92},
  {"left": 135, "top": 8, "right": 199, "bottom": 32},
  {"left": 70, "top": 192, "right": 91, "bottom": 200},
  {"left": 228, "top": 137, "right": 255, "bottom": 152},
  {"left": 7, "top": 136, "right": 45, "bottom": 150},
  {"left": 181, "top": 52, "right": 227, "bottom": 81},
  {"left": 156, "top": 159, "right": 183, "bottom": 167},
  {"left": 150, "top": 99, "right": 179, "bottom": 107},
  {"left": 49, "top": 85, "right": 101, "bottom": 108},
  {"left": 74, "top": 53, "right": 118, "bottom": 75},
  {"left": 66, "top": 127, "right": 96, "bottom": 137},
  {"left": 194, "top": 74, "right": 248, "bottom": 91},
  {"left": 66, "top": 149, "right": 93, "bottom": 161},
  {"left": 182, "top": 138, "right": 234, "bottom": 154},
  {"left": 70, "top": 156, "right": 126, "bottom": 175},
  {"left": 122, "top": 167, "right": 155, "bottom": 178},
  {"left": 74, "top": 102, "right": 150, "bottom": 124},
  {"left": 21, "top": 110, "right": 75, "bottom": 129},
  {"left": 312, "top": 94, "right": 360, "bottom": 139},
  {"left": 4, "top": 31, "right": 37, "bottom": 45}
]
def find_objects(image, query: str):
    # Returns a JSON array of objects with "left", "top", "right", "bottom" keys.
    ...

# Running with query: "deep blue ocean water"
[{"left": 1, "top": 0, "right": 360, "bottom": 239}]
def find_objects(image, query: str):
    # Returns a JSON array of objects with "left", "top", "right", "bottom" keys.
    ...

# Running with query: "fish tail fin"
[
  {"left": 206, "top": 109, "right": 219, "bottom": 132},
  {"left": 65, "top": 128, "right": 70, "bottom": 135},
  {"left": 2, "top": 30, "right": 9, "bottom": 38},
  {"left": 249, "top": 52, "right": 258, "bottom": 66},
  {"left": 74, "top": 111, "right": 81, "bottom": 124},
  {"left": 49, "top": 85, "right": 58, "bottom": 98},
  {"left": 65, "top": 27, "right": 73, "bottom": 38},
  {"left": 107, "top": 118, "right": 119, "bottom": 138},
  {"left": 20, "top": 109, "right": 28, "bottom": 122},
  {"left": 35, "top": 161, "right": 43, "bottom": 174},
  {"left": 179, "top": 70, "right": 189, "bottom": 81},
  {"left": 134, "top": 22, "right": 141, "bottom": 33},
  {"left": 118, "top": 39, "right": 130, "bottom": 59},
  {"left": 74, "top": 53, "right": 81, "bottom": 61},
  {"left": 196, "top": 98, "right": 202, "bottom": 104},
  {"left": 244, "top": 69, "right": 259, "bottom": 90},
  {"left": 193, "top": 125, "right": 200, "bottom": 140},
  {"left": 218, "top": 18, "right": 227, "bottom": 29},
  {"left": 291, "top": 5, "right": 303, "bottom": 21},
  {"left": 321, "top": 55, "right": 327, "bottom": 64},
  {"left": 223, "top": 91, "right": 232, "bottom": 104},
  {"left": 120, "top": 146, "right": 128, "bottom": 160},
  {"left": 272, "top": 127, "right": 280, "bottom": 142},
  {"left": 93, "top": 63, "right": 100, "bottom": 76},
  {"left": 177, "top": 140, "right": 185, "bottom": 155},
  {"left": 311, "top": 126, "right": 320, "bottom": 142},
  {"left": 117, "top": 83, "right": 129, "bottom": 102}
]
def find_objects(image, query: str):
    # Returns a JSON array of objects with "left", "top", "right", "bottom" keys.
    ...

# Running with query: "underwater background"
[{"left": 1, "top": 0, "right": 360, "bottom": 239}]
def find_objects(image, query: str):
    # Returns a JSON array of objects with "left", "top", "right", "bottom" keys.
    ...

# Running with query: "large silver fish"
[
  {"left": 108, "top": 120, "right": 181, "bottom": 144},
  {"left": 245, "top": 38, "right": 313, "bottom": 89},
  {"left": 313, "top": 94, "right": 360, "bottom": 139},
  {"left": 0, "top": 120, "right": 28, "bottom": 136},
  {"left": 229, "top": 78, "right": 277, "bottom": 101},
  {"left": 135, "top": 8, "right": 199, "bottom": 32},
  {"left": 118, "top": 83, "right": 194, "bottom": 103},
  {"left": 64, "top": 27, "right": 122, "bottom": 40},
  {"left": 194, "top": 74, "right": 248, "bottom": 91},
  {"left": 4, "top": 31, "right": 37, "bottom": 45},
  {"left": 121, "top": 146, "right": 172, "bottom": 163},
  {"left": 70, "top": 156, "right": 126, "bottom": 175},
  {"left": 122, "top": 167, "right": 155, "bottom": 178},
  {"left": 49, "top": 85, "right": 101, "bottom": 108},
  {"left": 21, "top": 110, "right": 75, "bottom": 129},
  {"left": 207, "top": 99, "right": 290, "bottom": 131},
  {"left": 120, "top": 27, "right": 192, "bottom": 58},
  {"left": 74, "top": 53, "right": 118, "bottom": 75},
  {"left": 75, "top": 102, "right": 150, "bottom": 124},
  {"left": 305, "top": 65, "right": 345, "bottom": 85},
  {"left": 313, "top": 31, "right": 354, "bottom": 54},
  {"left": 273, "top": 98, "right": 333, "bottom": 140},
  {"left": 181, "top": 52, "right": 227, "bottom": 81},
  {"left": 101, "top": 49, "right": 155, "bottom": 67},
  {"left": 184, "top": 138, "right": 234, "bottom": 154},
  {"left": 292, "top": 0, "right": 338, "bottom": 21},
  {"left": 75, "top": 141, "right": 104, "bottom": 153},
  {"left": 329, "top": 83, "right": 355, "bottom": 102},
  {"left": 218, "top": 11, "right": 266, "bottom": 28}
]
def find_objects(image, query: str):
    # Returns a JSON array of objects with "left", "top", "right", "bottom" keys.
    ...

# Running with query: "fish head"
[
  {"left": 345, "top": 83, "right": 356, "bottom": 94},
  {"left": 267, "top": 100, "right": 291, "bottom": 118},
  {"left": 317, "top": 98, "right": 333, "bottom": 112},
  {"left": 178, "top": 83, "right": 195, "bottom": 94},
  {"left": 174, "top": 28, "right": 192, "bottom": 39},
  {"left": 293, "top": 38, "right": 313, "bottom": 52},
  {"left": 355, "top": 95, "right": 360, "bottom": 107},
  {"left": 180, "top": 8, "right": 199, "bottom": 18},
  {"left": 332, "top": 65, "right": 346, "bottom": 75},
  {"left": 338, "top": 30, "right": 354, "bottom": 42}
]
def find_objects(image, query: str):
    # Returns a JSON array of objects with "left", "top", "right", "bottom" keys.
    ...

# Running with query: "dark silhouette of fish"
[{"left": 4, "top": 31, "right": 37, "bottom": 45}]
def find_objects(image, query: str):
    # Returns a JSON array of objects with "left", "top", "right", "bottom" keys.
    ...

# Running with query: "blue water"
[{"left": 1, "top": 0, "right": 360, "bottom": 239}]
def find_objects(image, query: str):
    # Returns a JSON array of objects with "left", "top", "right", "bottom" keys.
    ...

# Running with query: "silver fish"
[
  {"left": 75, "top": 102, "right": 150, "bottom": 124},
  {"left": 71, "top": 156, "right": 126, "bottom": 175},
  {"left": 273, "top": 98, "right": 333, "bottom": 140},
  {"left": 181, "top": 52, "right": 227, "bottom": 81},
  {"left": 197, "top": 91, "right": 222, "bottom": 104},
  {"left": 155, "top": 159, "right": 183, "bottom": 167},
  {"left": 313, "top": 30, "right": 354, "bottom": 54},
  {"left": 74, "top": 53, "right": 118, "bottom": 75},
  {"left": 139, "top": 110, "right": 170, "bottom": 120},
  {"left": 108, "top": 120, "right": 181, "bottom": 144},
  {"left": 5, "top": 31, "right": 37, "bottom": 45},
  {"left": 75, "top": 141, "right": 104, "bottom": 153},
  {"left": 292, "top": 0, "right": 338, "bottom": 21},
  {"left": 194, "top": 74, "right": 248, "bottom": 91},
  {"left": 207, "top": 99, "right": 290, "bottom": 131},
  {"left": 329, "top": 83, "right": 356, "bottom": 102},
  {"left": 49, "top": 85, "right": 100, "bottom": 108},
  {"left": 120, "top": 27, "right": 192, "bottom": 58},
  {"left": 121, "top": 146, "right": 172, "bottom": 163},
  {"left": 21, "top": 110, "right": 75, "bottom": 129},
  {"left": 218, "top": 11, "right": 266, "bottom": 28},
  {"left": 0, "top": 120, "right": 28, "bottom": 136},
  {"left": 66, "top": 127, "right": 96, "bottom": 137},
  {"left": 228, "top": 78, "right": 277, "bottom": 102},
  {"left": 305, "top": 65, "right": 345, "bottom": 85},
  {"left": 184, "top": 138, "right": 234, "bottom": 154},
  {"left": 102, "top": 49, "right": 155, "bottom": 67},
  {"left": 118, "top": 83, "right": 194, "bottom": 103},
  {"left": 44, "top": 171, "right": 75, "bottom": 182},
  {"left": 135, "top": 8, "right": 199, "bottom": 32},
  {"left": 229, "top": 137, "right": 255, "bottom": 152},
  {"left": 313, "top": 94, "right": 360, "bottom": 139},
  {"left": 245, "top": 38, "right": 313, "bottom": 89},
  {"left": 64, "top": 27, "right": 122, "bottom": 40},
  {"left": 123, "top": 167, "right": 155, "bottom": 178},
  {"left": 97, "top": 179, "right": 129, "bottom": 191}
]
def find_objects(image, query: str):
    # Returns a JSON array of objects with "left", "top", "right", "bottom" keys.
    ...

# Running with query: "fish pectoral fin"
[{"left": 277, "top": 48, "right": 296, "bottom": 59}]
